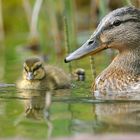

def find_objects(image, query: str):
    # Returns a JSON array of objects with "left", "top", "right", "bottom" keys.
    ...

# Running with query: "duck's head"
[
  {"left": 65, "top": 7, "right": 140, "bottom": 62},
  {"left": 23, "top": 58, "right": 45, "bottom": 80}
]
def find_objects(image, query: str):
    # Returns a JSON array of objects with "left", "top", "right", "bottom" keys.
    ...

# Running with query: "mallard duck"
[
  {"left": 17, "top": 57, "right": 70, "bottom": 90},
  {"left": 65, "top": 7, "right": 140, "bottom": 93}
]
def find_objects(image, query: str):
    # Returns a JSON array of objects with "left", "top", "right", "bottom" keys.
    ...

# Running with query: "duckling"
[
  {"left": 17, "top": 57, "right": 70, "bottom": 90},
  {"left": 65, "top": 7, "right": 140, "bottom": 93}
]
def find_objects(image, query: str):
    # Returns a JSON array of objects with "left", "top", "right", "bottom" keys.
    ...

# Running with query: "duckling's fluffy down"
[{"left": 17, "top": 65, "right": 71, "bottom": 90}]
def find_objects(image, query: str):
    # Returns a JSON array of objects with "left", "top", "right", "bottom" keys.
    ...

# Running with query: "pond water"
[{"left": 1, "top": 44, "right": 140, "bottom": 140}]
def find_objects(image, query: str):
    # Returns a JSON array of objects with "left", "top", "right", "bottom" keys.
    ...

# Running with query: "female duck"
[
  {"left": 17, "top": 57, "right": 70, "bottom": 90},
  {"left": 65, "top": 7, "right": 140, "bottom": 93}
]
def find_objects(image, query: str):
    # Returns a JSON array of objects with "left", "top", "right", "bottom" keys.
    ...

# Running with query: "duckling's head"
[
  {"left": 23, "top": 58, "right": 45, "bottom": 80},
  {"left": 65, "top": 7, "right": 140, "bottom": 62}
]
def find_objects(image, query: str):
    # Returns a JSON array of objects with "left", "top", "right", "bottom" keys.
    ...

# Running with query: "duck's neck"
[{"left": 110, "top": 47, "right": 140, "bottom": 75}]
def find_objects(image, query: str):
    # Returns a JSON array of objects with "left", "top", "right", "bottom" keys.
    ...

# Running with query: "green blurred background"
[
  {"left": 0, "top": 0, "right": 140, "bottom": 82},
  {"left": 0, "top": 0, "right": 140, "bottom": 139}
]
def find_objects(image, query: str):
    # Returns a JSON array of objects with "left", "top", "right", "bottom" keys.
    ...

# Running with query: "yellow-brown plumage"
[{"left": 17, "top": 58, "right": 70, "bottom": 90}]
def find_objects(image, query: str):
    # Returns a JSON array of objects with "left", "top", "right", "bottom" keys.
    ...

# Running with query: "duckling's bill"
[
  {"left": 65, "top": 34, "right": 106, "bottom": 63},
  {"left": 27, "top": 72, "right": 34, "bottom": 80}
]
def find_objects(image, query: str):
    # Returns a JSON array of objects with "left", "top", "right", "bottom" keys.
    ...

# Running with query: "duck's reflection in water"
[
  {"left": 95, "top": 101, "right": 140, "bottom": 132},
  {"left": 68, "top": 101, "right": 140, "bottom": 133},
  {"left": 94, "top": 90, "right": 140, "bottom": 131}
]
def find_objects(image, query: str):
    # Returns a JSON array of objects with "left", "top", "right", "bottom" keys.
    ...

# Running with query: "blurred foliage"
[
  {"left": 3, "top": 0, "right": 28, "bottom": 35},
  {"left": 2, "top": 0, "right": 140, "bottom": 53},
  {"left": 1, "top": 0, "right": 140, "bottom": 82},
  {"left": 1, "top": 0, "right": 140, "bottom": 84}
]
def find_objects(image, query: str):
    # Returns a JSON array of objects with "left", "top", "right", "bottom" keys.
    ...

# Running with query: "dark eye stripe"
[
  {"left": 104, "top": 18, "right": 140, "bottom": 31},
  {"left": 24, "top": 67, "right": 28, "bottom": 72},
  {"left": 33, "top": 65, "right": 42, "bottom": 72},
  {"left": 121, "top": 18, "right": 140, "bottom": 24}
]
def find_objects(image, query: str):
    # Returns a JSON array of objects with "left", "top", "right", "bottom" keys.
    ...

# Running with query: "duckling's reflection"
[
  {"left": 19, "top": 89, "right": 52, "bottom": 139},
  {"left": 19, "top": 89, "right": 71, "bottom": 139},
  {"left": 20, "top": 90, "right": 50, "bottom": 120}
]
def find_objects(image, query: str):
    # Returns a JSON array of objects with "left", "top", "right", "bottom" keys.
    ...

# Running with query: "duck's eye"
[{"left": 113, "top": 20, "right": 121, "bottom": 26}]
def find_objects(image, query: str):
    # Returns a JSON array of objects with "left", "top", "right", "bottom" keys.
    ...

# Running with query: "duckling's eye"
[{"left": 112, "top": 20, "right": 121, "bottom": 26}]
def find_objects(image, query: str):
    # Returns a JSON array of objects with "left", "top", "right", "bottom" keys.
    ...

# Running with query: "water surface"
[{"left": 1, "top": 46, "right": 140, "bottom": 140}]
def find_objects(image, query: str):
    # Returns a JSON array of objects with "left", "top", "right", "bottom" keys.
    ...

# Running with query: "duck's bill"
[{"left": 65, "top": 37, "right": 105, "bottom": 63}]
